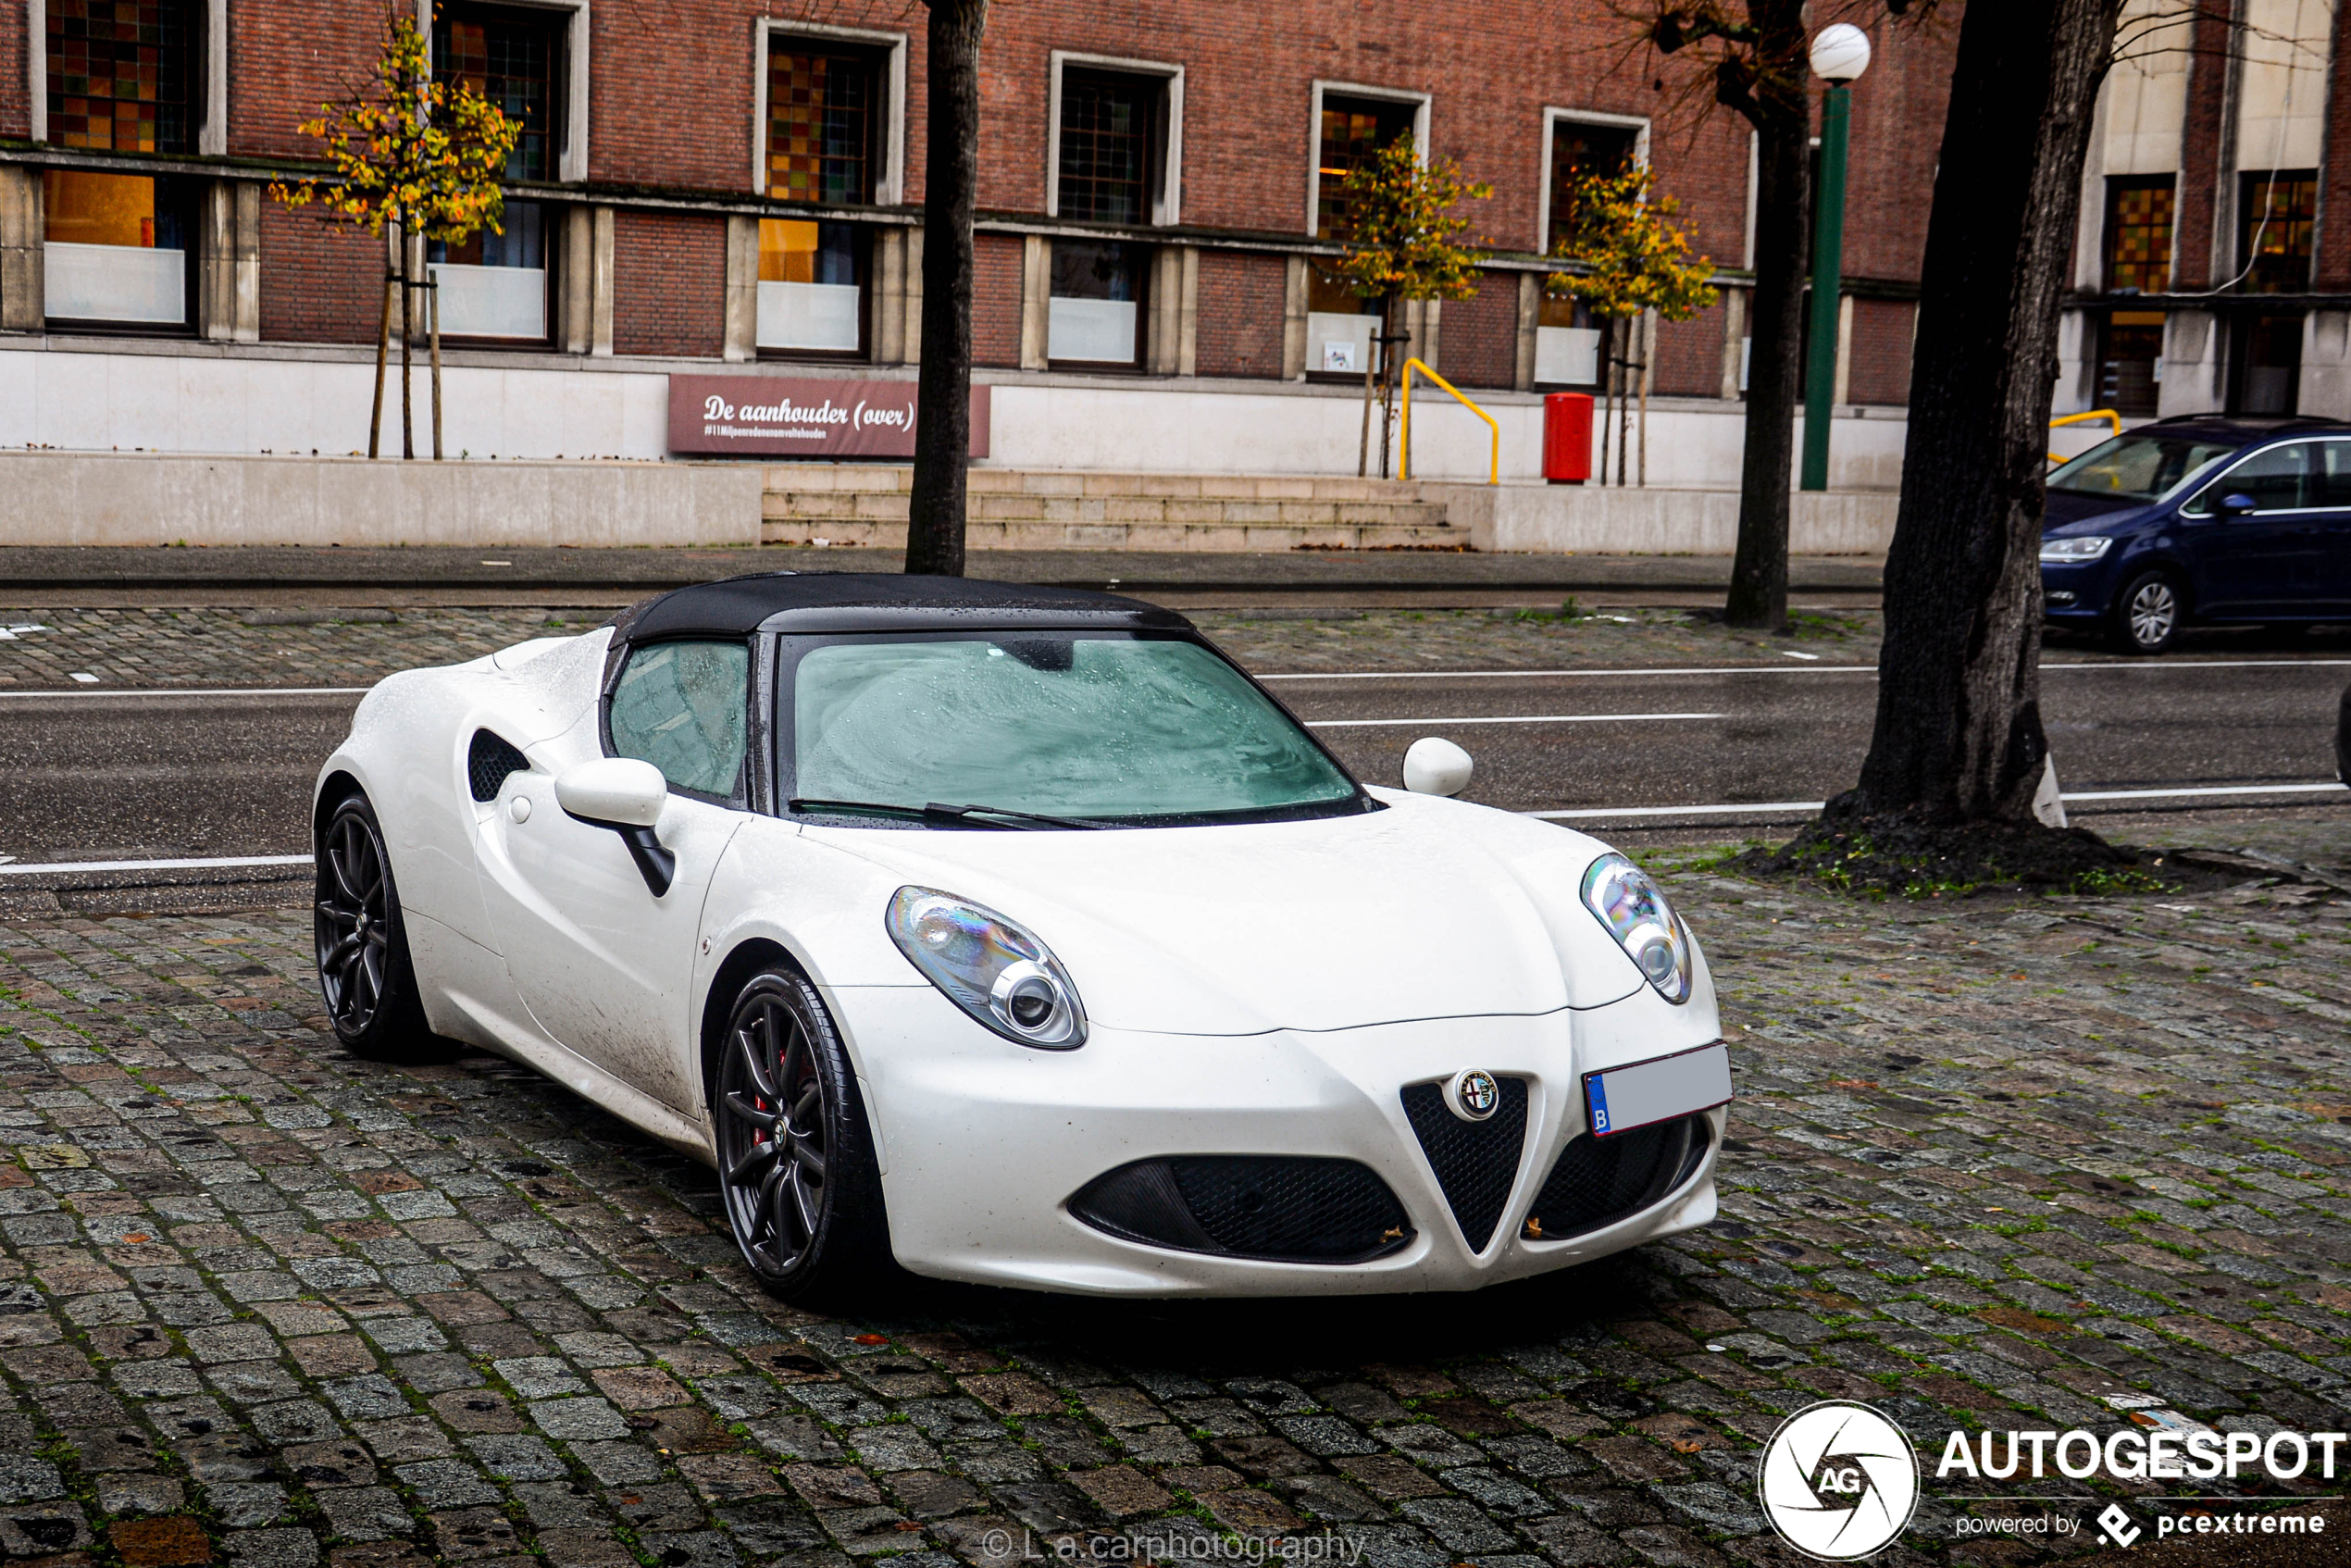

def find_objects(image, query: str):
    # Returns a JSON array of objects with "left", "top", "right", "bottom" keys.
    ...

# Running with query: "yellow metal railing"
[
  {"left": 1399, "top": 358, "right": 1499, "bottom": 485},
  {"left": 2047, "top": 407, "right": 2121, "bottom": 466}
]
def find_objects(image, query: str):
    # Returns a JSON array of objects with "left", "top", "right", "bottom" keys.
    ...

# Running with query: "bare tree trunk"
[
  {"left": 368, "top": 270, "right": 393, "bottom": 460},
  {"left": 397, "top": 255, "right": 414, "bottom": 461},
  {"left": 904, "top": 0, "right": 988, "bottom": 577},
  {"left": 1638, "top": 311, "right": 1651, "bottom": 487},
  {"left": 1598, "top": 327, "right": 1614, "bottom": 486},
  {"left": 1723, "top": 0, "right": 1810, "bottom": 629},
  {"left": 429, "top": 275, "right": 443, "bottom": 461},
  {"left": 1615, "top": 339, "right": 1631, "bottom": 486},
  {"left": 429, "top": 279, "right": 443, "bottom": 462},
  {"left": 1378, "top": 298, "right": 1404, "bottom": 481},
  {"left": 1848, "top": 0, "right": 2120, "bottom": 824},
  {"left": 1358, "top": 314, "right": 1377, "bottom": 478}
]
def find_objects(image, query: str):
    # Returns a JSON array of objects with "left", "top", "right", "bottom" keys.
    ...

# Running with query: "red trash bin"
[{"left": 1544, "top": 392, "right": 1594, "bottom": 484}]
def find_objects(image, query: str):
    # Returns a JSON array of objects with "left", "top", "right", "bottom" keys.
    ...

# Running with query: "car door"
[
  {"left": 474, "top": 638, "right": 752, "bottom": 1112},
  {"left": 2182, "top": 440, "right": 2319, "bottom": 617},
  {"left": 2303, "top": 439, "right": 2351, "bottom": 615}
]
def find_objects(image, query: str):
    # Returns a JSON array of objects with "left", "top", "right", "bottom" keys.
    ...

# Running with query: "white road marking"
[
  {"left": 1308, "top": 712, "right": 1722, "bottom": 728},
  {"left": 0, "top": 686, "right": 372, "bottom": 699},
  {"left": 1263, "top": 657, "right": 2351, "bottom": 681},
  {"left": 1528, "top": 780, "right": 2350, "bottom": 820},
  {"left": 0, "top": 853, "right": 315, "bottom": 877}
]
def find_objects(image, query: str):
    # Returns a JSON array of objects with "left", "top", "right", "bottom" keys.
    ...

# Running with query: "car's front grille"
[
  {"left": 467, "top": 729, "right": 530, "bottom": 803},
  {"left": 1522, "top": 1113, "right": 1711, "bottom": 1242},
  {"left": 1399, "top": 1076, "right": 1529, "bottom": 1253},
  {"left": 1069, "top": 1156, "right": 1412, "bottom": 1264}
]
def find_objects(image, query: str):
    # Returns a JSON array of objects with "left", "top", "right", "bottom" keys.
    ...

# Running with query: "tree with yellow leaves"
[
  {"left": 1330, "top": 136, "right": 1492, "bottom": 478},
  {"left": 1548, "top": 166, "right": 1719, "bottom": 486},
  {"left": 271, "top": 10, "right": 517, "bottom": 460}
]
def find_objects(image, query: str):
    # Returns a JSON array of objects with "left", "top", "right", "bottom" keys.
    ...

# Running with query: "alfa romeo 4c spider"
[{"left": 312, "top": 573, "right": 1732, "bottom": 1297}]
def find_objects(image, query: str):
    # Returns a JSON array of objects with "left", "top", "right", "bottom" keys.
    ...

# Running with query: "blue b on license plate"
[{"left": 1584, "top": 1041, "right": 1733, "bottom": 1138}]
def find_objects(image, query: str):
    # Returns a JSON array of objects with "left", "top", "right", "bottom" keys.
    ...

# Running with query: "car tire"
[
  {"left": 314, "top": 791, "right": 434, "bottom": 1059},
  {"left": 2108, "top": 567, "right": 2184, "bottom": 655},
  {"left": 711, "top": 966, "right": 892, "bottom": 1300}
]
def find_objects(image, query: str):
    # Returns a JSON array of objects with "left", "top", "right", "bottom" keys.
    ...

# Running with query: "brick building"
[
  {"left": 2059, "top": 0, "right": 2351, "bottom": 427},
  {"left": 0, "top": 0, "right": 1959, "bottom": 480}
]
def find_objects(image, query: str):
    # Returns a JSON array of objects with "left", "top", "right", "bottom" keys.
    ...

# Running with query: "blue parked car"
[{"left": 2041, "top": 414, "right": 2351, "bottom": 653}]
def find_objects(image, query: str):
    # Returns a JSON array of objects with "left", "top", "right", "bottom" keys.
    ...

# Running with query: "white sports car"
[{"left": 313, "top": 573, "right": 1731, "bottom": 1298}]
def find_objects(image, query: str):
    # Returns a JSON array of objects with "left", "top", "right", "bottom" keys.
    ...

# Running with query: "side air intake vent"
[
  {"left": 1522, "top": 1114, "right": 1710, "bottom": 1243},
  {"left": 1069, "top": 1156, "right": 1412, "bottom": 1264},
  {"left": 468, "top": 729, "right": 530, "bottom": 803},
  {"left": 1399, "top": 1076, "right": 1529, "bottom": 1253}
]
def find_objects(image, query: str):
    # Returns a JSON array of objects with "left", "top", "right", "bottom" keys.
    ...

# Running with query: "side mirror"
[
  {"left": 555, "top": 758, "right": 675, "bottom": 896},
  {"left": 1402, "top": 737, "right": 1474, "bottom": 797},
  {"left": 2217, "top": 492, "right": 2258, "bottom": 517}
]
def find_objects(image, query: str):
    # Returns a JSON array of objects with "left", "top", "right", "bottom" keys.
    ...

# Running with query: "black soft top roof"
[{"left": 616, "top": 571, "right": 1193, "bottom": 642}]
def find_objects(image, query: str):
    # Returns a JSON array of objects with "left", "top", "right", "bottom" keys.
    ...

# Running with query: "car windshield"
[
  {"left": 785, "top": 632, "right": 1363, "bottom": 825},
  {"left": 2047, "top": 433, "right": 2235, "bottom": 504}
]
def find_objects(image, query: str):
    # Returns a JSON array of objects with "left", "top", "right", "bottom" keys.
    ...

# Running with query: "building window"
[
  {"left": 43, "top": 1, "right": 199, "bottom": 328},
  {"left": 1049, "top": 241, "right": 1145, "bottom": 367},
  {"left": 428, "top": 201, "right": 550, "bottom": 342},
  {"left": 2104, "top": 178, "right": 2174, "bottom": 294},
  {"left": 1058, "top": 69, "right": 1160, "bottom": 224},
  {"left": 2232, "top": 312, "right": 2303, "bottom": 414},
  {"left": 1308, "top": 92, "right": 1421, "bottom": 376},
  {"left": 768, "top": 44, "right": 880, "bottom": 205},
  {"left": 2239, "top": 171, "right": 2317, "bottom": 293},
  {"left": 47, "top": 0, "right": 196, "bottom": 152},
  {"left": 1046, "top": 68, "right": 1168, "bottom": 366},
  {"left": 758, "top": 219, "right": 865, "bottom": 354},
  {"left": 1537, "top": 119, "right": 1638, "bottom": 388},
  {"left": 2099, "top": 309, "right": 2166, "bottom": 417},
  {"left": 437, "top": 5, "right": 563, "bottom": 181},
  {"left": 757, "top": 39, "right": 884, "bottom": 355}
]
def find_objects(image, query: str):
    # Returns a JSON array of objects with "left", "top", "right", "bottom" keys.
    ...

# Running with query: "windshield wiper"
[
  {"left": 921, "top": 802, "right": 1107, "bottom": 830},
  {"left": 786, "top": 797, "right": 1105, "bottom": 830}
]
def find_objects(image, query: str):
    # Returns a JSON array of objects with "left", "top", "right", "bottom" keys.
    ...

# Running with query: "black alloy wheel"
[
  {"left": 314, "top": 792, "right": 429, "bottom": 1057},
  {"left": 2110, "top": 567, "right": 2184, "bottom": 655},
  {"left": 712, "top": 967, "right": 889, "bottom": 1298}
]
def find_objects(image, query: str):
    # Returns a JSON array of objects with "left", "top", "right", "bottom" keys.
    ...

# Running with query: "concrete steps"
[{"left": 759, "top": 466, "right": 1463, "bottom": 551}]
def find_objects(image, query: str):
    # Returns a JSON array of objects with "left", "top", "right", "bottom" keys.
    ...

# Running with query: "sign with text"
[{"left": 666, "top": 375, "right": 990, "bottom": 459}]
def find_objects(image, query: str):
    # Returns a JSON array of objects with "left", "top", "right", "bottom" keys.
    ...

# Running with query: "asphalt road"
[{"left": 2, "top": 657, "right": 2345, "bottom": 864}]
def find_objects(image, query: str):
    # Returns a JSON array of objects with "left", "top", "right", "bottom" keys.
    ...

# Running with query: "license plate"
[{"left": 1584, "top": 1041, "right": 1733, "bottom": 1138}]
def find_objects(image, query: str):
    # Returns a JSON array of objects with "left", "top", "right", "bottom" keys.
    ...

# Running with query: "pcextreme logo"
[{"left": 1758, "top": 1400, "right": 1922, "bottom": 1562}]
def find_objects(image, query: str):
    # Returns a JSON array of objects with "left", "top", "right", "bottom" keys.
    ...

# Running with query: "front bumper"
[{"left": 830, "top": 983, "right": 1723, "bottom": 1296}]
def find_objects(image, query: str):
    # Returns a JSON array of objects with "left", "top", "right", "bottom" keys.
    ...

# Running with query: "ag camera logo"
[{"left": 1759, "top": 1401, "right": 1920, "bottom": 1561}]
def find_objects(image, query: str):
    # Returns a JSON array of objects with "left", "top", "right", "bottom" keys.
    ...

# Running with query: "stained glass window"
[
  {"left": 437, "top": 8, "right": 557, "bottom": 180},
  {"left": 2239, "top": 171, "right": 2317, "bottom": 294},
  {"left": 768, "top": 48, "right": 876, "bottom": 205},
  {"left": 2105, "top": 179, "right": 2174, "bottom": 294},
  {"left": 46, "top": 0, "right": 192, "bottom": 154}
]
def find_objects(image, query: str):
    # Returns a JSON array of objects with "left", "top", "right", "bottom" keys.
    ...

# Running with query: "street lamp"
[{"left": 1799, "top": 23, "right": 1872, "bottom": 492}]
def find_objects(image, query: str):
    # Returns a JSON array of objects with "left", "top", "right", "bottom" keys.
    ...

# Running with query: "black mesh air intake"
[
  {"left": 1399, "top": 1076, "right": 1529, "bottom": 1252},
  {"left": 1522, "top": 1114, "right": 1711, "bottom": 1242},
  {"left": 1069, "top": 1156, "right": 1412, "bottom": 1264},
  {"left": 468, "top": 729, "right": 530, "bottom": 803}
]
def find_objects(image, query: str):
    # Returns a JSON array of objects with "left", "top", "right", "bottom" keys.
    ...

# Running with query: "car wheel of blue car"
[
  {"left": 314, "top": 791, "right": 432, "bottom": 1058},
  {"left": 713, "top": 966, "right": 890, "bottom": 1299},
  {"left": 2109, "top": 568, "right": 2183, "bottom": 655}
]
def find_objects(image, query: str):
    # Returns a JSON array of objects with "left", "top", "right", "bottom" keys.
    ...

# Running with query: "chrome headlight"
[
  {"left": 886, "top": 887, "right": 1087, "bottom": 1049},
  {"left": 2038, "top": 536, "right": 2113, "bottom": 563},
  {"left": 1580, "top": 853, "right": 1695, "bottom": 1004}
]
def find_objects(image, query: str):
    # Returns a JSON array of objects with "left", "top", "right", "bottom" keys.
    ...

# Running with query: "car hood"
[
  {"left": 2043, "top": 489, "right": 2158, "bottom": 530},
  {"left": 799, "top": 790, "right": 1673, "bottom": 1036}
]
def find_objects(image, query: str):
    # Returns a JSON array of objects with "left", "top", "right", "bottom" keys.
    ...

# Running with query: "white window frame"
[
  {"left": 1046, "top": 51, "right": 1183, "bottom": 225},
  {"left": 1305, "top": 80, "right": 1430, "bottom": 236},
  {"left": 1534, "top": 107, "right": 1649, "bottom": 254},
  {"left": 418, "top": 0, "right": 590, "bottom": 182},
  {"left": 29, "top": 0, "right": 228, "bottom": 152},
  {"left": 753, "top": 19, "right": 907, "bottom": 205}
]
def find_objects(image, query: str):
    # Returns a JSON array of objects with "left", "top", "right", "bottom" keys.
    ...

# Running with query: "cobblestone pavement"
[
  {"left": 0, "top": 605, "right": 1883, "bottom": 691},
  {"left": 1, "top": 828, "right": 2346, "bottom": 1568}
]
